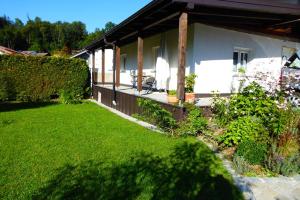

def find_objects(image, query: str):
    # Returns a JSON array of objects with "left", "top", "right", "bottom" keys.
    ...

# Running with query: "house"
[
  {"left": 0, "top": 46, "right": 25, "bottom": 56},
  {"left": 71, "top": 49, "right": 114, "bottom": 85},
  {"left": 21, "top": 51, "right": 49, "bottom": 56},
  {"left": 82, "top": 0, "right": 300, "bottom": 119}
]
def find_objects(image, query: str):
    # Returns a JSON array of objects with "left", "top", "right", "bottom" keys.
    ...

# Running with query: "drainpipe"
[
  {"left": 104, "top": 38, "right": 117, "bottom": 106},
  {"left": 84, "top": 50, "right": 93, "bottom": 97}
]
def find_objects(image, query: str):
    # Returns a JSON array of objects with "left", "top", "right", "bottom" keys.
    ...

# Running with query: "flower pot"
[
  {"left": 168, "top": 95, "right": 179, "bottom": 104},
  {"left": 185, "top": 93, "right": 196, "bottom": 103}
]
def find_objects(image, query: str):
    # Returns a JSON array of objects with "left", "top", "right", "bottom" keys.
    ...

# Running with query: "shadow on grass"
[
  {"left": 0, "top": 101, "right": 58, "bottom": 112},
  {"left": 32, "top": 142, "right": 243, "bottom": 200}
]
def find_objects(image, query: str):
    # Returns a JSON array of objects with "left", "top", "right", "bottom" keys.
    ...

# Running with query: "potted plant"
[
  {"left": 185, "top": 73, "right": 197, "bottom": 103},
  {"left": 167, "top": 90, "right": 178, "bottom": 104}
]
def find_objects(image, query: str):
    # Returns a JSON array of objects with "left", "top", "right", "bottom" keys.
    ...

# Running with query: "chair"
[
  {"left": 130, "top": 70, "right": 137, "bottom": 88},
  {"left": 144, "top": 77, "right": 156, "bottom": 94}
]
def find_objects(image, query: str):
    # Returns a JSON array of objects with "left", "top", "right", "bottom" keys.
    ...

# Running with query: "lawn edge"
[{"left": 89, "top": 99, "right": 162, "bottom": 133}]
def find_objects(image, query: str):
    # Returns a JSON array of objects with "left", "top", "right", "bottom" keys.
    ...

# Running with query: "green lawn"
[{"left": 0, "top": 101, "right": 243, "bottom": 200}]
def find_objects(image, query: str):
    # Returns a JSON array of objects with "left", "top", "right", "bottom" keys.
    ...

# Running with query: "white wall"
[
  {"left": 89, "top": 23, "right": 300, "bottom": 94},
  {"left": 193, "top": 23, "right": 300, "bottom": 94},
  {"left": 87, "top": 49, "right": 114, "bottom": 83},
  {"left": 119, "top": 25, "right": 195, "bottom": 90}
]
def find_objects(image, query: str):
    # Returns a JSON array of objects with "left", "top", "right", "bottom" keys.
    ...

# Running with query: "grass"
[{"left": 0, "top": 101, "right": 243, "bottom": 200}]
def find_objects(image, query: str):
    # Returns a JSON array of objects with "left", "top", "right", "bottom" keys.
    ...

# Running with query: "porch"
[
  {"left": 87, "top": 0, "right": 300, "bottom": 120},
  {"left": 92, "top": 84, "right": 212, "bottom": 121}
]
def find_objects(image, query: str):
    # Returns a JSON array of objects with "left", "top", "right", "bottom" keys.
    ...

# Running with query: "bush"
[
  {"left": 176, "top": 104, "right": 208, "bottom": 136},
  {"left": 185, "top": 73, "right": 197, "bottom": 93},
  {"left": 0, "top": 55, "right": 89, "bottom": 102},
  {"left": 168, "top": 90, "right": 177, "bottom": 96},
  {"left": 232, "top": 155, "right": 251, "bottom": 175},
  {"left": 213, "top": 82, "right": 290, "bottom": 136},
  {"left": 211, "top": 94, "right": 230, "bottom": 126},
  {"left": 219, "top": 116, "right": 268, "bottom": 147},
  {"left": 0, "top": 74, "right": 14, "bottom": 101},
  {"left": 236, "top": 141, "right": 267, "bottom": 165},
  {"left": 136, "top": 98, "right": 177, "bottom": 132},
  {"left": 265, "top": 141, "right": 300, "bottom": 176},
  {"left": 59, "top": 89, "right": 83, "bottom": 104}
]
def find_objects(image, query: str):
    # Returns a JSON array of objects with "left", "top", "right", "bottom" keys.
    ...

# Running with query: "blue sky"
[{"left": 0, "top": 0, "right": 152, "bottom": 32}]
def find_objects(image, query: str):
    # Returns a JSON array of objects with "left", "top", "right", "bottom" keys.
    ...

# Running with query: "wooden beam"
[
  {"left": 116, "top": 46, "right": 121, "bottom": 87},
  {"left": 142, "top": 12, "right": 180, "bottom": 31},
  {"left": 102, "top": 48, "right": 105, "bottom": 84},
  {"left": 177, "top": 12, "right": 188, "bottom": 103},
  {"left": 137, "top": 36, "right": 144, "bottom": 92},
  {"left": 173, "top": 0, "right": 300, "bottom": 15}
]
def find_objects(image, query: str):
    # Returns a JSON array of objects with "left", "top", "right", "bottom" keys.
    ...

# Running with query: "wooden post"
[
  {"left": 177, "top": 12, "right": 188, "bottom": 103},
  {"left": 137, "top": 36, "right": 144, "bottom": 92},
  {"left": 92, "top": 50, "right": 95, "bottom": 84},
  {"left": 116, "top": 46, "right": 121, "bottom": 87},
  {"left": 102, "top": 48, "right": 105, "bottom": 84}
]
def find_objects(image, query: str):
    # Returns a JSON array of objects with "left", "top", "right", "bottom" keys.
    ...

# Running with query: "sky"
[{"left": 0, "top": 0, "right": 152, "bottom": 33}]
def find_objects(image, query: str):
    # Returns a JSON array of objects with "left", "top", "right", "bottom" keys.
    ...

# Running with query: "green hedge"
[{"left": 0, "top": 55, "right": 89, "bottom": 102}]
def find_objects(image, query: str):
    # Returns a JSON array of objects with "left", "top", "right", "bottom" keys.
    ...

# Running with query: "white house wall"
[
  {"left": 193, "top": 23, "right": 300, "bottom": 94},
  {"left": 88, "top": 49, "right": 113, "bottom": 83},
  {"left": 89, "top": 23, "right": 300, "bottom": 94},
  {"left": 119, "top": 25, "right": 195, "bottom": 90}
]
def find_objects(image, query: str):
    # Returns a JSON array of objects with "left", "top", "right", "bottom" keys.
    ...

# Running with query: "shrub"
[
  {"left": 265, "top": 141, "right": 300, "bottom": 176},
  {"left": 59, "top": 89, "right": 83, "bottom": 104},
  {"left": 0, "top": 55, "right": 89, "bottom": 102},
  {"left": 236, "top": 141, "right": 267, "bottom": 165},
  {"left": 176, "top": 104, "right": 208, "bottom": 136},
  {"left": 185, "top": 73, "right": 197, "bottom": 93},
  {"left": 219, "top": 116, "right": 268, "bottom": 147},
  {"left": 213, "top": 82, "right": 290, "bottom": 136},
  {"left": 136, "top": 98, "right": 177, "bottom": 132},
  {"left": 211, "top": 94, "right": 230, "bottom": 126},
  {"left": 279, "top": 107, "right": 300, "bottom": 139},
  {"left": 230, "top": 82, "right": 293, "bottom": 136},
  {"left": 168, "top": 90, "right": 177, "bottom": 96},
  {"left": 0, "top": 74, "right": 13, "bottom": 101},
  {"left": 232, "top": 155, "right": 251, "bottom": 175}
]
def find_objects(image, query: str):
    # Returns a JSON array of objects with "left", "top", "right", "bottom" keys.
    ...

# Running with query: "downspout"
[
  {"left": 104, "top": 38, "right": 117, "bottom": 106},
  {"left": 84, "top": 50, "right": 93, "bottom": 97}
]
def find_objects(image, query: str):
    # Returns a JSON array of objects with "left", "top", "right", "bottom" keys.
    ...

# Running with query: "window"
[
  {"left": 121, "top": 54, "right": 127, "bottom": 72},
  {"left": 233, "top": 48, "right": 250, "bottom": 72}
]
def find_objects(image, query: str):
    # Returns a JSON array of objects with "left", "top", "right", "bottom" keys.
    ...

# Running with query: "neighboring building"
[
  {"left": 71, "top": 50, "right": 90, "bottom": 60},
  {"left": 21, "top": 51, "right": 49, "bottom": 56},
  {"left": 0, "top": 46, "right": 25, "bottom": 55},
  {"left": 71, "top": 49, "right": 114, "bottom": 83},
  {"left": 81, "top": 0, "right": 300, "bottom": 117},
  {"left": 0, "top": 46, "right": 49, "bottom": 56}
]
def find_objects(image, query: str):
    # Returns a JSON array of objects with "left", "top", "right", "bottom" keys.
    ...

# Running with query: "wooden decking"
[
  {"left": 92, "top": 85, "right": 186, "bottom": 121},
  {"left": 93, "top": 84, "right": 212, "bottom": 121}
]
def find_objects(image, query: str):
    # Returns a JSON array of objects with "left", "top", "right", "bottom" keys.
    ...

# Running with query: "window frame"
[{"left": 233, "top": 47, "right": 251, "bottom": 73}]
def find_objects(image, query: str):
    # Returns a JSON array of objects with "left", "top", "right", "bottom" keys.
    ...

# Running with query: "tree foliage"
[{"left": 0, "top": 15, "right": 116, "bottom": 54}]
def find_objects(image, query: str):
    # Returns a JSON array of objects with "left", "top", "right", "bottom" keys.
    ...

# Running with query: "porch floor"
[{"left": 95, "top": 84, "right": 213, "bottom": 107}]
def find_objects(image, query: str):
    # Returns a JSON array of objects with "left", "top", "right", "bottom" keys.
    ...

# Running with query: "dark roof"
[
  {"left": 86, "top": 0, "right": 300, "bottom": 50},
  {"left": 70, "top": 50, "right": 89, "bottom": 58},
  {"left": 0, "top": 46, "right": 26, "bottom": 55},
  {"left": 21, "top": 51, "right": 49, "bottom": 56}
]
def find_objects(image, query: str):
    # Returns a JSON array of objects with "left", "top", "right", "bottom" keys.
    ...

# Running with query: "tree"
[
  {"left": 0, "top": 15, "right": 115, "bottom": 54},
  {"left": 79, "top": 21, "right": 116, "bottom": 48},
  {"left": 104, "top": 22, "right": 116, "bottom": 33}
]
